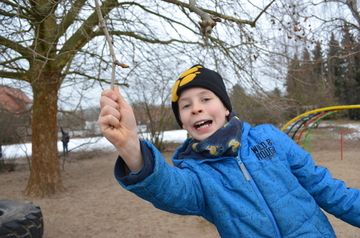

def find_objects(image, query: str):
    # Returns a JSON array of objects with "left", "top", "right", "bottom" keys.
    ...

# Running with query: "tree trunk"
[{"left": 24, "top": 70, "right": 65, "bottom": 198}]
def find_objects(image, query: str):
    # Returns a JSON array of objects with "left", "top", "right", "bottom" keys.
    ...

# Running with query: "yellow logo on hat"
[{"left": 171, "top": 65, "right": 203, "bottom": 102}]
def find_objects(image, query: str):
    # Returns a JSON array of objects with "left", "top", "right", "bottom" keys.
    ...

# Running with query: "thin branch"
[
  {"left": 188, "top": 0, "right": 275, "bottom": 35},
  {"left": 252, "top": 0, "right": 276, "bottom": 27},
  {"left": 189, "top": 0, "right": 221, "bottom": 35},
  {"left": 94, "top": 0, "right": 128, "bottom": 89},
  {"left": 0, "top": 35, "right": 31, "bottom": 59},
  {"left": 162, "top": 0, "right": 275, "bottom": 34},
  {"left": 108, "top": 30, "right": 204, "bottom": 45}
]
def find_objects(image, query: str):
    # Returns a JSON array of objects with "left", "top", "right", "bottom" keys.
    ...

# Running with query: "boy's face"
[{"left": 178, "top": 87, "right": 230, "bottom": 141}]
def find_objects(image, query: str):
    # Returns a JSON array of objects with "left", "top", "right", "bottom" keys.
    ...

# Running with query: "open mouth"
[{"left": 194, "top": 120, "right": 212, "bottom": 130}]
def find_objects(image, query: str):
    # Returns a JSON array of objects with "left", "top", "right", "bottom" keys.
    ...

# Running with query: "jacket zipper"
[{"left": 235, "top": 156, "right": 282, "bottom": 238}]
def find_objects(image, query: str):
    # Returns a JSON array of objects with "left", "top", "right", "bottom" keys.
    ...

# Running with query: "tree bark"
[{"left": 24, "top": 67, "right": 65, "bottom": 198}]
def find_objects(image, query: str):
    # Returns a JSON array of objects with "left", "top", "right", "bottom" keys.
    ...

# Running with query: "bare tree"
[
  {"left": 127, "top": 60, "right": 177, "bottom": 151},
  {"left": 0, "top": 0, "right": 280, "bottom": 197},
  {"left": 258, "top": 0, "right": 359, "bottom": 114}
]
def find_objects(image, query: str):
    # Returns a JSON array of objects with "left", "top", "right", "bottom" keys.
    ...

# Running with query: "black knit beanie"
[{"left": 171, "top": 64, "right": 232, "bottom": 127}]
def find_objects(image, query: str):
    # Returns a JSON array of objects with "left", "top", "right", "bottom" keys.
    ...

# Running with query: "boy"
[
  {"left": 98, "top": 65, "right": 360, "bottom": 237},
  {"left": 60, "top": 127, "right": 70, "bottom": 156}
]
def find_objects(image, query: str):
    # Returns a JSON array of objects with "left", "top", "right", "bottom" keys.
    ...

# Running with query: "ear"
[{"left": 225, "top": 109, "right": 230, "bottom": 117}]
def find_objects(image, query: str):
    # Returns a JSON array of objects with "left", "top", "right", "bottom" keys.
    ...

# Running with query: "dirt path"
[{"left": 1, "top": 136, "right": 359, "bottom": 237}]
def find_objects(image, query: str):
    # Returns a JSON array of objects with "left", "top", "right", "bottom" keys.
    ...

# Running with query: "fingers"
[
  {"left": 99, "top": 104, "right": 120, "bottom": 120},
  {"left": 98, "top": 116, "right": 119, "bottom": 131},
  {"left": 98, "top": 86, "right": 140, "bottom": 153},
  {"left": 98, "top": 105, "right": 121, "bottom": 128},
  {"left": 99, "top": 86, "right": 130, "bottom": 131},
  {"left": 100, "top": 86, "right": 130, "bottom": 110},
  {"left": 100, "top": 88, "right": 117, "bottom": 100},
  {"left": 113, "top": 86, "right": 131, "bottom": 109},
  {"left": 100, "top": 94, "right": 119, "bottom": 111},
  {"left": 99, "top": 88, "right": 121, "bottom": 130}
]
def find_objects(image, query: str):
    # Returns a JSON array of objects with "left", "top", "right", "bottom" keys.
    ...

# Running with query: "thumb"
[{"left": 113, "top": 86, "right": 130, "bottom": 109}]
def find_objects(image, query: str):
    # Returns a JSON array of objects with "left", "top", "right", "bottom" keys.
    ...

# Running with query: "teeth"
[
  {"left": 195, "top": 120, "right": 211, "bottom": 130},
  {"left": 195, "top": 121, "right": 206, "bottom": 126},
  {"left": 197, "top": 124, "right": 209, "bottom": 129}
]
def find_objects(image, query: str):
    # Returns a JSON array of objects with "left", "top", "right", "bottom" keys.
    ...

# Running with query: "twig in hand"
[{"left": 94, "top": 0, "right": 129, "bottom": 89}]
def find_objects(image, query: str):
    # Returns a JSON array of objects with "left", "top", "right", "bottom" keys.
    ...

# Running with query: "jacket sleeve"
[
  {"left": 114, "top": 140, "right": 206, "bottom": 217},
  {"left": 115, "top": 140, "right": 157, "bottom": 185},
  {"left": 272, "top": 126, "right": 360, "bottom": 227}
]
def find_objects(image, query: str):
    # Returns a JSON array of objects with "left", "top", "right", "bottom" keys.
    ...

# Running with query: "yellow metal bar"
[{"left": 281, "top": 105, "right": 360, "bottom": 132}]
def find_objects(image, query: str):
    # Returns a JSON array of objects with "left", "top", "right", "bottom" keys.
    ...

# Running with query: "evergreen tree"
[
  {"left": 286, "top": 48, "right": 316, "bottom": 111},
  {"left": 285, "top": 43, "right": 335, "bottom": 116},
  {"left": 311, "top": 43, "right": 323, "bottom": 78},
  {"left": 326, "top": 32, "right": 346, "bottom": 103},
  {"left": 285, "top": 53, "right": 302, "bottom": 101},
  {"left": 298, "top": 47, "right": 318, "bottom": 108},
  {"left": 310, "top": 43, "right": 335, "bottom": 108},
  {"left": 340, "top": 25, "right": 360, "bottom": 119}
]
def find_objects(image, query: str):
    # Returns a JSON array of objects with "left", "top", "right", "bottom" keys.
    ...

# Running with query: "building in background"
[{"left": 0, "top": 85, "right": 33, "bottom": 144}]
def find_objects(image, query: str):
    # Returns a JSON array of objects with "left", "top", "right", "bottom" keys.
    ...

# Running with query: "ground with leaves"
[{"left": 1, "top": 133, "right": 359, "bottom": 237}]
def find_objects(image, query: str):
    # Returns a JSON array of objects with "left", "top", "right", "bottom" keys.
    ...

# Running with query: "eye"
[
  {"left": 181, "top": 104, "right": 190, "bottom": 109},
  {"left": 203, "top": 97, "right": 211, "bottom": 102}
]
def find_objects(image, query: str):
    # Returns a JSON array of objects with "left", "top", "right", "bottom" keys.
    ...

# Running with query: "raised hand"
[{"left": 98, "top": 86, "right": 144, "bottom": 172}]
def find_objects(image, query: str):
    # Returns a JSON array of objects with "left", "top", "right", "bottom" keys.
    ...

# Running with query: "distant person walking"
[{"left": 60, "top": 127, "right": 70, "bottom": 156}]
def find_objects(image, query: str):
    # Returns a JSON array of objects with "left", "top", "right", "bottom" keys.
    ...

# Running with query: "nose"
[{"left": 192, "top": 103, "right": 203, "bottom": 115}]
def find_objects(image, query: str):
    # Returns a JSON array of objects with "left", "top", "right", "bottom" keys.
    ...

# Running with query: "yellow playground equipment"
[{"left": 281, "top": 105, "right": 360, "bottom": 157}]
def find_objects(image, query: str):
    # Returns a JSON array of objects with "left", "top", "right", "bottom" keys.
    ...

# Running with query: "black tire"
[{"left": 0, "top": 200, "right": 44, "bottom": 238}]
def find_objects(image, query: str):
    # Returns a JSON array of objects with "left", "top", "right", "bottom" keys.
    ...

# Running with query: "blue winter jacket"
[{"left": 114, "top": 122, "right": 360, "bottom": 237}]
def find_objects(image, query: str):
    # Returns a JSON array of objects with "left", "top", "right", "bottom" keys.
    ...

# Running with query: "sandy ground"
[{"left": 0, "top": 134, "right": 359, "bottom": 237}]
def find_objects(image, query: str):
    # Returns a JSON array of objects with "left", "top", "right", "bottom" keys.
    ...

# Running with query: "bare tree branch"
[
  {"left": 95, "top": 0, "right": 129, "bottom": 89},
  {"left": 0, "top": 35, "right": 31, "bottom": 59},
  {"left": 188, "top": 0, "right": 221, "bottom": 35},
  {"left": 0, "top": 71, "right": 26, "bottom": 80},
  {"left": 162, "top": 0, "right": 275, "bottom": 33},
  {"left": 57, "top": 0, "right": 88, "bottom": 38}
]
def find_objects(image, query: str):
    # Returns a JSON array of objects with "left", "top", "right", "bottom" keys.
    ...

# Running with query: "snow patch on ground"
[{"left": 1, "top": 130, "right": 188, "bottom": 160}]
